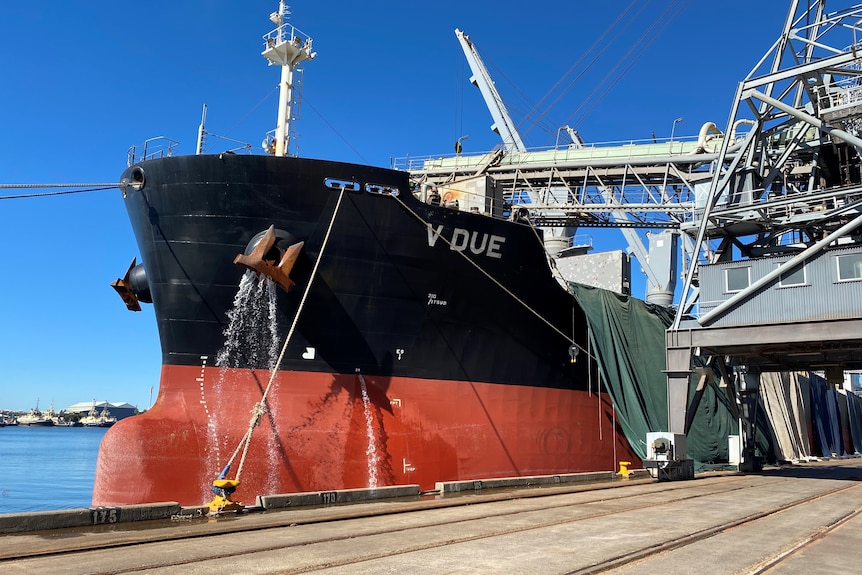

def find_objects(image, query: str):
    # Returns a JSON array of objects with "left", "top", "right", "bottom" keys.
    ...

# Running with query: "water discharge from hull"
[
  {"left": 358, "top": 375, "right": 381, "bottom": 488},
  {"left": 216, "top": 271, "right": 282, "bottom": 371},
  {"left": 209, "top": 270, "right": 284, "bottom": 500}
]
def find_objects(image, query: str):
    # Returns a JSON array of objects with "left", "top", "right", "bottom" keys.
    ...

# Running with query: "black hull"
[{"left": 120, "top": 154, "right": 590, "bottom": 390}]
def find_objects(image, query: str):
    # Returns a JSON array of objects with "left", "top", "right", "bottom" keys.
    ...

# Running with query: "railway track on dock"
[{"left": 2, "top": 461, "right": 862, "bottom": 574}]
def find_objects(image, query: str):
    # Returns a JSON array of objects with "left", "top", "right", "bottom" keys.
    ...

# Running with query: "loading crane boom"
[{"left": 453, "top": 28, "right": 676, "bottom": 304}]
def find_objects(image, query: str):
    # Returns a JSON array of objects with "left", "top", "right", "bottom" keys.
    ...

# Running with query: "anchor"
[
  {"left": 111, "top": 257, "right": 151, "bottom": 311},
  {"left": 234, "top": 225, "right": 304, "bottom": 292}
]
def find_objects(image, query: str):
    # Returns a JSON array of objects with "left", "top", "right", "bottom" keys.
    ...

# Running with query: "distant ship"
[
  {"left": 80, "top": 402, "right": 117, "bottom": 428},
  {"left": 41, "top": 400, "right": 72, "bottom": 426},
  {"left": 17, "top": 402, "right": 54, "bottom": 427},
  {"left": 93, "top": 3, "right": 637, "bottom": 507}
]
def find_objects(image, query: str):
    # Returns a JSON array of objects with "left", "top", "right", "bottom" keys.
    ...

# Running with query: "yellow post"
[
  {"left": 206, "top": 478, "right": 245, "bottom": 514},
  {"left": 618, "top": 461, "right": 631, "bottom": 478}
]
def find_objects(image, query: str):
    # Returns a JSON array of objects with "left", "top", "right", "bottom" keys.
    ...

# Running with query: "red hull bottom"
[{"left": 93, "top": 365, "right": 637, "bottom": 506}]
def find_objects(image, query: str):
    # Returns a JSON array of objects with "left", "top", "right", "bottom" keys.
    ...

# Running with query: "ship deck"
[{"left": 3, "top": 458, "right": 862, "bottom": 574}]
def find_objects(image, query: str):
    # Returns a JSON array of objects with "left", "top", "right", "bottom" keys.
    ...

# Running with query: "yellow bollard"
[
  {"left": 618, "top": 461, "right": 632, "bottom": 478},
  {"left": 206, "top": 478, "right": 245, "bottom": 514}
]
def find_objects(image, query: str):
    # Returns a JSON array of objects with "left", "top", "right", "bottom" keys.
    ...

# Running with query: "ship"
[
  {"left": 17, "top": 401, "right": 54, "bottom": 427},
  {"left": 93, "top": 3, "right": 639, "bottom": 507},
  {"left": 80, "top": 401, "right": 117, "bottom": 428}
]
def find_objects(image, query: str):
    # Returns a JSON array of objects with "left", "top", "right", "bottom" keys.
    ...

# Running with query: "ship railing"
[
  {"left": 392, "top": 135, "right": 700, "bottom": 173},
  {"left": 262, "top": 21, "right": 312, "bottom": 55},
  {"left": 570, "top": 234, "right": 593, "bottom": 250},
  {"left": 127, "top": 137, "right": 180, "bottom": 166}
]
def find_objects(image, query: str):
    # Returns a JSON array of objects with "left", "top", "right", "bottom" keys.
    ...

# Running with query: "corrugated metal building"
[
  {"left": 698, "top": 244, "right": 862, "bottom": 327},
  {"left": 65, "top": 401, "right": 138, "bottom": 420}
]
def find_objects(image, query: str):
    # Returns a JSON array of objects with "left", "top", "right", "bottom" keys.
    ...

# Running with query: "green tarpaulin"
[{"left": 570, "top": 283, "right": 773, "bottom": 466}]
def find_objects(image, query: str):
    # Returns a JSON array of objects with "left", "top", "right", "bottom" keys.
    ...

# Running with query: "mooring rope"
[
  {"left": 0, "top": 183, "right": 118, "bottom": 200},
  {"left": 220, "top": 185, "right": 348, "bottom": 485},
  {"left": 393, "top": 193, "right": 596, "bottom": 361}
]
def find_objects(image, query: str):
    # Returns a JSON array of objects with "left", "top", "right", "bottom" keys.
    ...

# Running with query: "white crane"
[{"left": 454, "top": 28, "right": 677, "bottom": 304}]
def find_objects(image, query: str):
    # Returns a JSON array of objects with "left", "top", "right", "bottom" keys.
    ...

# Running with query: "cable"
[
  {"left": 394, "top": 194, "right": 597, "bottom": 361},
  {"left": 0, "top": 185, "right": 117, "bottom": 200},
  {"left": 301, "top": 98, "right": 368, "bottom": 163},
  {"left": 565, "top": 0, "right": 689, "bottom": 131},
  {"left": 221, "top": 85, "right": 280, "bottom": 141},
  {"left": 521, "top": 0, "right": 644, "bottom": 141}
]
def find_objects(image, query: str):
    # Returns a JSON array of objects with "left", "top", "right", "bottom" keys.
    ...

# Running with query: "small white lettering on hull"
[
  {"left": 427, "top": 293, "right": 448, "bottom": 306},
  {"left": 426, "top": 224, "right": 505, "bottom": 259}
]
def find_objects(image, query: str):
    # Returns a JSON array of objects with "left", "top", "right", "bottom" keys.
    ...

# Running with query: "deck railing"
[{"left": 127, "top": 137, "right": 180, "bottom": 166}]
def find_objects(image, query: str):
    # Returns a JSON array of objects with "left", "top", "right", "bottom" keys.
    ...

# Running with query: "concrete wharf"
[{"left": 2, "top": 459, "right": 862, "bottom": 574}]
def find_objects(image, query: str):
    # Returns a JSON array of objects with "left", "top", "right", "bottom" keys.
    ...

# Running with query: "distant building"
[{"left": 65, "top": 401, "right": 138, "bottom": 421}]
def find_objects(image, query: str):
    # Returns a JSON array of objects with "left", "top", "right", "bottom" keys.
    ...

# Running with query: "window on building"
[
  {"left": 725, "top": 266, "right": 750, "bottom": 292},
  {"left": 777, "top": 263, "right": 806, "bottom": 287},
  {"left": 837, "top": 253, "right": 862, "bottom": 281}
]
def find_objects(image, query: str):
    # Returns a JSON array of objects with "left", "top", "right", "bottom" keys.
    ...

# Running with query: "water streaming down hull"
[
  {"left": 94, "top": 154, "right": 638, "bottom": 506},
  {"left": 208, "top": 270, "right": 283, "bottom": 500},
  {"left": 216, "top": 270, "right": 281, "bottom": 372},
  {"left": 358, "top": 374, "right": 381, "bottom": 488}
]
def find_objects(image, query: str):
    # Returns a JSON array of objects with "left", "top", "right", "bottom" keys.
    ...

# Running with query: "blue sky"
[{"left": 0, "top": 1, "right": 782, "bottom": 412}]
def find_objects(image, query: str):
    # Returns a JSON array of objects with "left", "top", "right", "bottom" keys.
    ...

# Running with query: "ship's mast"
[{"left": 262, "top": 2, "right": 316, "bottom": 157}]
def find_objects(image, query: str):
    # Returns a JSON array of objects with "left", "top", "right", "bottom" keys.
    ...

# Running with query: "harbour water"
[{"left": 0, "top": 425, "right": 106, "bottom": 514}]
